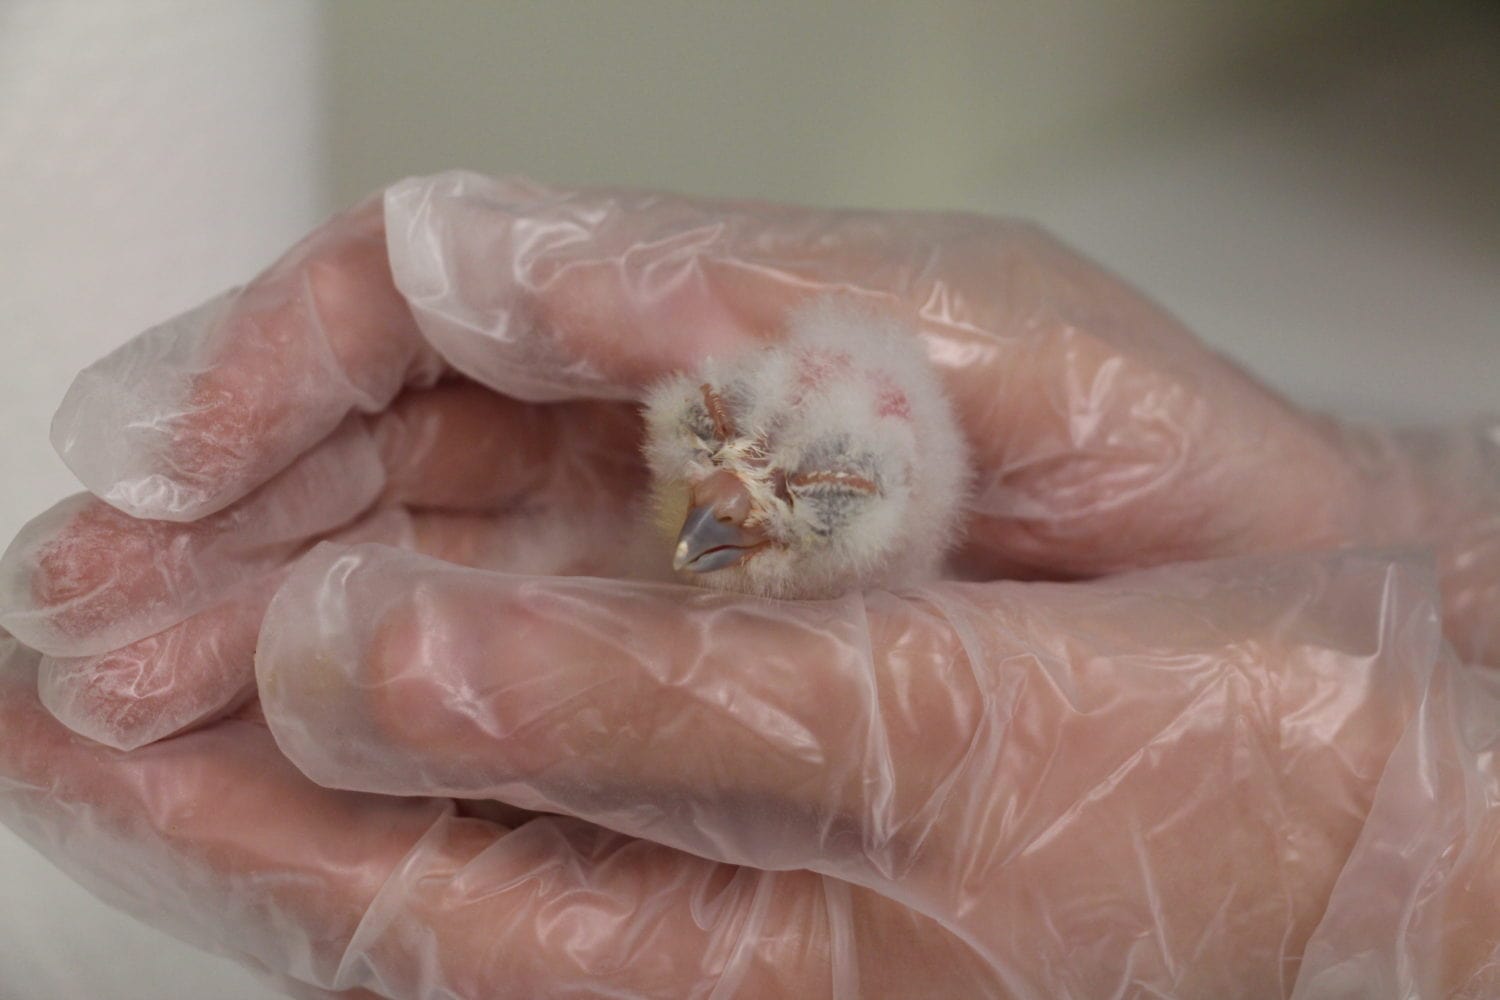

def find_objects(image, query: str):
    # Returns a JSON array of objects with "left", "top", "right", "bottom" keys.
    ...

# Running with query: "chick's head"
[{"left": 643, "top": 304, "right": 963, "bottom": 599}]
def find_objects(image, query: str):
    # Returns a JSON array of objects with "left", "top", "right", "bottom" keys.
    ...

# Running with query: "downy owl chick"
[{"left": 643, "top": 300, "right": 969, "bottom": 599}]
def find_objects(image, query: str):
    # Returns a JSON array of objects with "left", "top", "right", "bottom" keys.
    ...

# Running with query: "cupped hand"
[
  {"left": 0, "top": 171, "right": 1496, "bottom": 997},
  {"left": 7, "top": 549, "right": 1496, "bottom": 997},
  {"left": 3, "top": 171, "right": 1493, "bottom": 753}
]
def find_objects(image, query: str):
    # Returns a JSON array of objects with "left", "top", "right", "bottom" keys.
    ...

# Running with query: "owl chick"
[{"left": 642, "top": 300, "right": 969, "bottom": 599}]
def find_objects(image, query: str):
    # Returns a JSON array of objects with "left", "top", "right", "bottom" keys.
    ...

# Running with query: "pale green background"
[{"left": 323, "top": 1, "right": 1498, "bottom": 422}]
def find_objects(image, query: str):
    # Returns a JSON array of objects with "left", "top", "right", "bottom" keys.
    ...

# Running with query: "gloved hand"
[
  {"left": 4, "top": 554, "right": 1497, "bottom": 997},
  {"left": 0, "top": 171, "right": 1496, "bottom": 996}
]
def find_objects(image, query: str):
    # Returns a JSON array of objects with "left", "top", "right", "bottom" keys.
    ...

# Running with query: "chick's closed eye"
[{"left": 642, "top": 299, "right": 969, "bottom": 599}]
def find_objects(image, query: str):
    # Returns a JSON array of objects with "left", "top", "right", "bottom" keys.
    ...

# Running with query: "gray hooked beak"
[{"left": 673, "top": 505, "right": 765, "bottom": 573}]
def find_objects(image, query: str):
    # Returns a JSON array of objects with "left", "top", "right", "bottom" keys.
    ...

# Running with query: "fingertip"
[
  {"left": 37, "top": 650, "right": 171, "bottom": 753},
  {"left": 257, "top": 544, "right": 571, "bottom": 796},
  {"left": 0, "top": 494, "right": 137, "bottom": 657},
  {"left": 6, "top": 418, "right": 386, "bottom": 660},
  {"left": 52, "top": 199, "right": 438, "bottom": 524},
  {"left": 36, "top": 586, "right": 268, "bottom": 752},
  {"left": 256, "top": 541, "right": 399, "bottom": 781},
  {"left": 49, "top": 291, "right": 244, "bottom": 522}
]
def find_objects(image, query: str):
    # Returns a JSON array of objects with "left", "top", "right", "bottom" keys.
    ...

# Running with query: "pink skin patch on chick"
[
  {"left": 791, "top": 348, "right": 855, "bottom": 399},
  {"left": 869, "top": 374, "right": 912, "bottom": 421},
  {"left": 789, "top": 349, "right": 911, "bottom": 422}
]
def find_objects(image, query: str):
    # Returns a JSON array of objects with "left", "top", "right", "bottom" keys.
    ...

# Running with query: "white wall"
[{"left": 0, "top": 3, "right": 322, "bottom": 998}]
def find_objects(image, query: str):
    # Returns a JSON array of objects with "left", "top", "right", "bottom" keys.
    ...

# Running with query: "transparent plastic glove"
[
  {"left": 3, "top": 170, "right": 1495, "bottom": 694},
  {"left": 7, "top": 552, "right": 1496, "bottom": 997},
  {"left": 0, "top": 171, "right": 1495, "bottom": 995}
]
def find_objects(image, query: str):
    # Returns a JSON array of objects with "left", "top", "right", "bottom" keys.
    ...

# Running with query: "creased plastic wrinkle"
[{"left": 0, "top": 170, "right": 1497, "bottom": 997}]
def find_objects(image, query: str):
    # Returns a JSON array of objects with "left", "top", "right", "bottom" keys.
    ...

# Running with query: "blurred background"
[{"left": 0, "top": 1, "right": 1495, "bottom": 996}]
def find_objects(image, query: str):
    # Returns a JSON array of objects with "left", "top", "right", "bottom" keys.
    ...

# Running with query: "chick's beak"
[{"left": 673, "top": 470, "right": 767, "bottom": 573}]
